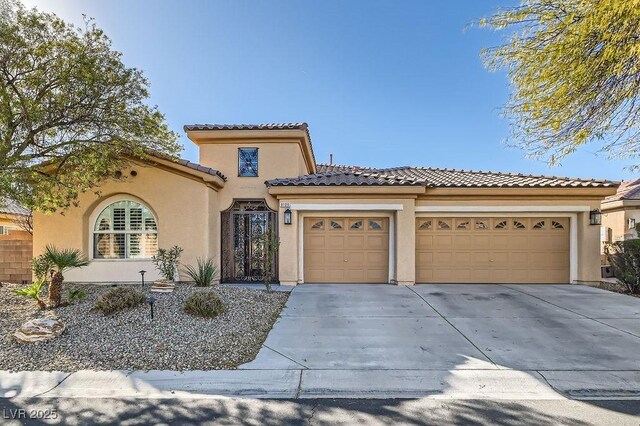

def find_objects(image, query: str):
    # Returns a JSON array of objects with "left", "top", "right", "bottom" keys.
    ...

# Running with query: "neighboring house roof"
[
  {"left": 268, "top": 164, "right": 617, "bottom": 188},
  {"left": 183, "top": 122, "right": 317, "bottom": 169},
  {"left": 603, "top": 177, "right": 640, "bottom": 202},
  {"left": 0, "top": 198, "right": 30, "bottom": 216}
]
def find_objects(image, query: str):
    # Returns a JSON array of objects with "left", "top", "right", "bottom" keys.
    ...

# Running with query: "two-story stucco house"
[{"left": 33, "top": 123, "right": 618, "bottom": 285}]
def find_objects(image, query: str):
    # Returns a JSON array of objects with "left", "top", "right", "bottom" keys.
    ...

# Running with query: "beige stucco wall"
[
  {"left": 199, "top": 142, "right": 307, "bottom": 212},
  {"left": 33, "top": 164, "right": 218, "bottom": 283},
  {"left": 602, "top": 207, "right": 640, "bottom": 242}
]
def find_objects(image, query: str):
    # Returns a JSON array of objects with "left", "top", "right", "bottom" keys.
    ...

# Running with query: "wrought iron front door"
[{"left": 221, "top": 200, "right": 277, "bottom": 282}]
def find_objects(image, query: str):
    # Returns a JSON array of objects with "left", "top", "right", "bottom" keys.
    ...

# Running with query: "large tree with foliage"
[
  {"left": 0, "top": 1, "right": 180, "bottom": 211},
  {"left": 481, "top": 0, "right": 640, "bottom": 166}
]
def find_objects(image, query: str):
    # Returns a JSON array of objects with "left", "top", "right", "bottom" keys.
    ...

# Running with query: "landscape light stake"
[
  {"left": 139, "top": 270, "right": 146, "bottom": 287},
  {"left": 147, "top": 296, "right": 156, "bottom": 320}
]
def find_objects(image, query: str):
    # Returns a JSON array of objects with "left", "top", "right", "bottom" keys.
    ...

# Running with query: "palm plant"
[
  {"left": 14, "top": 278, "right": 47, "bottom": 309},
  {"left": 43, "top": 245, "right": 89, "bottom": 307},
  {"left": 182, "top": 257, "right": 219, "bottom": 287}
]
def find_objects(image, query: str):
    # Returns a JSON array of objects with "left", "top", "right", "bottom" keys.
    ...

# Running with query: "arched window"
[{"left": 93, "top": 200, "right": 158, "bottom": 259}]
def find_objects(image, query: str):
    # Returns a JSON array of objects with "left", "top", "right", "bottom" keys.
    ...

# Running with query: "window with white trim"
[
  {"left": 93, "top": 200, "right": 158, "bottom": 259},
  {"left": 0, "top": 225, "right": 9, "bottom": 235}
]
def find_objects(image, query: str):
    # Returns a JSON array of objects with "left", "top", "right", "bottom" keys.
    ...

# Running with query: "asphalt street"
[{"left": 1, "top": 397, "right": 639, "bottom": 425}]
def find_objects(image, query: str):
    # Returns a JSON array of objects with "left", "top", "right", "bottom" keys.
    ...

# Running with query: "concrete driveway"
[{"left": 241, "top": 283, "right": 640, "bottom": 397}]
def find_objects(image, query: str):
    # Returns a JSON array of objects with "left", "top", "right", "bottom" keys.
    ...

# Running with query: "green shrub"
[
  {"left": 93, "top": 287, "right": 145, "bottom": 315},
  {"left": 68, "top": 288, "right": 87, "bottom": 303},
  {"left": 182, "top": 257, "right": 219, "bottom": 287},
  {"left": 606, "top": 239, "right": 640, "bottom": 294},
  {"left": 184, "top": 291, "right": 225, "bottom": 318},
  {"left": 32, "top": 255, "right": 54, "bottom": 281},
  {"left": 14, "top": 278, "right": 46, "bottom": 308},
  {"left": 152, "top": 246, "right": 184, "bottom": 281}
]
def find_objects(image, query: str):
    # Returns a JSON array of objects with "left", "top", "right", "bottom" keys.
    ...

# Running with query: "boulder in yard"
[{"left": 14, "top": 318, "right": 65, "bottom": 343}]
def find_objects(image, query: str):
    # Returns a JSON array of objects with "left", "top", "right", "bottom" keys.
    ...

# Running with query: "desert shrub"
[
  {"left": 68, "top": 289, "right": 87, "bottom": 303},
  {"left": 184, "top": 291, "right": 225, "bottom": 318},
  {"left": 14, "top": 279, "right": 46, "bottom": 308},
  {"left": 182, "top": 257, "right": 219, "bottom": 287},
  {"left": 606, "top": 239, "right": 640, "bottom": 294},
  {"left": 93, "top": 287, "right": 145, "bottom": 315},
  {"left": 152, "top": 246, "right": 183, "bottom": 281},
  {"left": 32, "top": 255, "right": 54, "bottom": 280}
]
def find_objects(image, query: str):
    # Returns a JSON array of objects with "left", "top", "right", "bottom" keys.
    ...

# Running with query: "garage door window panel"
[
  {"left": 456, "top": 219, "right": 470, "bottom": 229},
  {"left": 475, "top": 219, "right": 489, "bottom": 230},
  {"left": 330, "top": 220, "right": 344, "bottom": 230},
  {"left": 349, "top": 220, "right": 364, "bottom": 230},
  {"left": 418, "top": 220, "right": 432, "bottom": 230},
  {"left": 513, "top": 220, "right": 527, "bottom": 229},
  {"left": 494, "top": 220, "right": 508, "bottom": 229},
  {"left": 310, "top": 220, "right": 325, "bottom": 230},
  {"left": 533, "top": 220, "right": 546, "bottom": 229},
  {"left": 437, "top": 220, "right": 451, "bottom": 230}
]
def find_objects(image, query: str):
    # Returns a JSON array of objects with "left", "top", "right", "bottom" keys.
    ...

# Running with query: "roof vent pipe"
[{"left": 329, "top": 154, "right": 333, "bottom": 165}]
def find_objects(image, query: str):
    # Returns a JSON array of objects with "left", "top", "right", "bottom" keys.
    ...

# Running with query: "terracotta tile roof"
[
  {"left": 0, "top": 198, "right": 30, "bottom": 216},
  {"left": 603, "top": 177, "right": 640, "bottom": 202},
  {"left": 146, "top": 151, "right": 227, "bottom": 181},
  {"left": 315, "top": 163, "right": 373, "bottom": 173},
  {"left": 268, "top": 164, "right": 617, "bottom": 188},
  {"left": 267, "top": 170, "right": 422, "bottom": 187},
  {"left": 183, "top": 123, "right": 316, "bottom": 167},
  {"left": 184, "top": 123, "right": 308, "bottom": 131}
]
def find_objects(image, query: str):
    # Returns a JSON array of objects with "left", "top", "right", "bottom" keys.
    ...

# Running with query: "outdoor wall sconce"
[
  {"left": 283, "top": 208, "right": 292, "bottom": 225},
  {"left": 589, "top": 209, "right": 602, "bottom": 225},
  {"left": 146, "top": 296, "right": 156, "bottom": 320},
  {"left": 139, "top": 270, "right": 146, "bottom": 287}
]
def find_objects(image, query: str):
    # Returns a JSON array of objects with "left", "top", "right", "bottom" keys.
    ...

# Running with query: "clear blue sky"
[{"left": 22, "top": 0, "right": 635, "bottom": 180}]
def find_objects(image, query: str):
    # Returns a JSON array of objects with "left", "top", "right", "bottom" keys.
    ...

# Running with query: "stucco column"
[
  {"left": 278, "top": 204, "right": 298, "bottom": 285},
  {"left": 577, "top": 210, "right": 601, "bottom": 282},
  {"left": 395, "top": 199, "right": 416, "bottom": 285}
]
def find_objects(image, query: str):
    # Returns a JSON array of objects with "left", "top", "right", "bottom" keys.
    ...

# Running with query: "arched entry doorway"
[{"left": 221, "top": 199, "right": 278, "bottom": 283}]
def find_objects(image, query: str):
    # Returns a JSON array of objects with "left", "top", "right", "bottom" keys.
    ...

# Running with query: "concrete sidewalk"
[{"left": 2, "top": 369, "right": 640, "bottom": 400}]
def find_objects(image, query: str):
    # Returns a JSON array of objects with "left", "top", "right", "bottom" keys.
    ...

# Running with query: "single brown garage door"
[
  {"left": 416, "top": 217, "right": 569, "bottom": 283},
  {"left": 304, "top": 217, "right": 389, "bottom": 283}
]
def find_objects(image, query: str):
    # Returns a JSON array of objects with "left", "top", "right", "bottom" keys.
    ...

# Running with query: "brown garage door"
[
  {"left": 304, "top": 217, "right": 389, "bottom": 283},
  {"left": 416, "top": 217, "right": 569, "bottom": 283}
]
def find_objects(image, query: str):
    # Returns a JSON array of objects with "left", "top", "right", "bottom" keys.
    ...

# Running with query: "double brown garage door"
[
  {"left": 416, "top": 217, "right": 570, "bottom": 283},
  {"left": 304, "top": 217, "right": 389, "bottom": 283}
]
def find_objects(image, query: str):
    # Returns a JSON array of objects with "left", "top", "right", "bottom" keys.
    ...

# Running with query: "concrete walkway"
[{"left": 2, "top": 284, "right": 640, "bottom": 400}]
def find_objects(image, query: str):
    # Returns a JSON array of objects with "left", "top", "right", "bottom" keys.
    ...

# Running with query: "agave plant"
[
  {"left": 43, "top": 245, "right": 89, "bottom": 307},
  {"left": 182, "top": 257, "right": 219, "bottom": 287}
]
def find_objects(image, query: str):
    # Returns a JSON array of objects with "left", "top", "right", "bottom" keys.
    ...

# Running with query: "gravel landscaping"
[{"left": 0, "top": 283, "right": 288, "bottom": 371}]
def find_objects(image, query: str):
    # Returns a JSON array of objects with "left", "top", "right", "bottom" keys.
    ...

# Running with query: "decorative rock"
[
  {"left": 14, "top": 318, "right": 65, "bottom": 344},
  {"left": 151, "top": 280, "right": 176, "bottom": 293}
]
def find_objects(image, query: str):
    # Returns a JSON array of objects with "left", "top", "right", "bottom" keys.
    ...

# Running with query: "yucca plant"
[
  {"left": 14, "top": 278, "right": 47, "bottom": 309},
  {"left": 182, "top": 257, "right": 219, "bottom": 287},
  {"left": 43, "top": 245, "right": 90, "bottom": 307}
]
